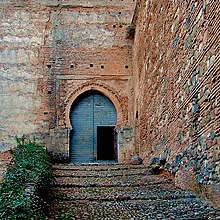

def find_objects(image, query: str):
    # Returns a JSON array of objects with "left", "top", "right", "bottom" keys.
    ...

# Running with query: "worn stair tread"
[
  {"left": 53, "top": 171, "right": 150, "bottom": 178},
  {"left": 50, "top": 183, "right": 195, "bottom": 201},
  {"left": 50, "top": 199, "right": 214, "bottom": 220},
  {"left": 53, "top": 164, "right": 147, "bottom": 172},
  {"left": 53, "top": 167, "right": 150, "bottom": 177},
  {"left": 53, "top": 175, "right": 172, "bottom": 187}
]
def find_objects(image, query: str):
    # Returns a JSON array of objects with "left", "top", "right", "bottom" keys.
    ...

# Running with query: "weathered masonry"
[
  {"left": 133, "top": 0, "right": 220, "bottom": 208},
  {"left": 0, "top": 0, "right": 136, "bottom": 163}
]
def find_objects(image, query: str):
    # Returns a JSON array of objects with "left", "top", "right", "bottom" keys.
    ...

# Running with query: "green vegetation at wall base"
[{"left": 0, "top": 138, "right": 53, "bottom": 220}]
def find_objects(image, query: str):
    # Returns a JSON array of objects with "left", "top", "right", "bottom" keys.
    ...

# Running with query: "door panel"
[
  {"left": 70, "top": 94, "right": 94, "bottom": 163},
  {"left": 70, "top": 91, "right": 117, "bottom": 163}
]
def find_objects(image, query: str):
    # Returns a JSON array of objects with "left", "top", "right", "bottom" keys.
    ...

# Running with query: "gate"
[{"left": 69, "top": 91, "right": 117, "bottom": 163}]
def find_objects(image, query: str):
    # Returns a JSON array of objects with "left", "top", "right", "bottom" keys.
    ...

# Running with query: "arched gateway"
[{"left": 69, "top": 91, "right": 117, "bottom": 163}]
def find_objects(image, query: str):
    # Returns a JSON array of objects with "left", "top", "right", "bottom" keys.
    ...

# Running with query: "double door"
[{"left": 70, "top": 91, "right": 117, "bottom": 163}]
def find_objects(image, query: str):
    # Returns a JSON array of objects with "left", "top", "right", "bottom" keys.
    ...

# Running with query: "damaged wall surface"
[{"left": 0, "top": 0, "right": 136, "bottom": 163}]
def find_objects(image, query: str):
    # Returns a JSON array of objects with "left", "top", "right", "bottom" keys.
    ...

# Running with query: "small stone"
[
  {"left": 164, "top": 162, "right": 171, "bottom": 170},
  {"left": 172, "top": 167, "right": 179, "bottom": 174},
  {"left": 175, "top": 154, "right": 182, "bottom": 166},
  {"left": 184, "top": 193, "right": 195, "bottom": 199},
  {"left": 130, "top": 155, "right": 143, "bottom": 165},
  {"left": 150, "top": 157, "right": 160, "bottom": 165}
]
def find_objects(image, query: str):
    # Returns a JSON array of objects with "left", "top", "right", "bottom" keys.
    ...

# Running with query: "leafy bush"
[{"left": 0, "top": 138, "right": 52, "bottom": 220}]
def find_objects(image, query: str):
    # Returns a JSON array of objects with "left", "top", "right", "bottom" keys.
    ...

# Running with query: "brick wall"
[
  {"left": 133, "top": 0, "right": 220, "bottom": 208},
  {"left": 0, "top": 1, "right": 136, "bottom": 163}
]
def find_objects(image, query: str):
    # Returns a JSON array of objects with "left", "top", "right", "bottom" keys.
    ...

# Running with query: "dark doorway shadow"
[{"left": 97, "top": 126, "right": 115, "bottom": 161}]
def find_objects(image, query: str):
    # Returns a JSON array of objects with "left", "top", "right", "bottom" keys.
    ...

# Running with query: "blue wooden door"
[{"left": 70, "top": 91, "right": 117, "bottom": 163}]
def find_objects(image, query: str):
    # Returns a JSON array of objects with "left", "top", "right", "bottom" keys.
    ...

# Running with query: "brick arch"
[{"left": 65, "top": 83, "right": 125, "bottom": 128}]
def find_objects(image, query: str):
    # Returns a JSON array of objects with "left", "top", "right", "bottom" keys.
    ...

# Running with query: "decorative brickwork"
[{"left": 64, "top": 82, "right": 127, "bottom": 128}]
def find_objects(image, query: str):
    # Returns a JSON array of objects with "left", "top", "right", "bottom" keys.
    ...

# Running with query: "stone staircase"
[{"left": 49, "top": 164, "right": 219, "bottom": 220}]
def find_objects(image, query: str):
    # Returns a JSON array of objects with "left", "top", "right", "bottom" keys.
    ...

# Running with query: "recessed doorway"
[
  {"left": 69, "top": 91, "right": 117, "bottom": 163},
  {"left": 97, "top": 126, "right": 116, "bottom": 161}
]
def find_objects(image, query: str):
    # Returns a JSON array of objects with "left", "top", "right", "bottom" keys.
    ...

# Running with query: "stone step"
[
  {"left": 53, "top": 164, "right": 147, "bottom": 172},
  {"left": 49, "top": 198, "right": 214, "bottom": 220},
  {"left": 53, "top": 168, "right": 150, "bottom": 178},
  {"left": 50, "top": 183, "right": 195, "bottom": 201},
  {"left": 49, "top": 164, "right": 220, "bottom": 220},
  {"left": 53, "top": 174, "right": 172, "bottom": 187}
]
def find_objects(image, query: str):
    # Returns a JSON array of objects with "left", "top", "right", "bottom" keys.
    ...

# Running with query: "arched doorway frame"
[
  {"left": 64, "top": 83, "right": 125, "bottom": 163},
  {"left": 65, "top": 83, "right": 124, "bottom": 129}
]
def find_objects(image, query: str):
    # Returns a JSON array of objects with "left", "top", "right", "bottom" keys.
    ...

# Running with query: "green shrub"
[{"left": 0, "top": 138, "right": 52, "bottom": 220}]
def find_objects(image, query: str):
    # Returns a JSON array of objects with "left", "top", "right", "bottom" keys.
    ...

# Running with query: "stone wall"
[
  {"left": 0, "top": 3, "right": 49, "bottom": 150},
  {"left": 133, "top": 0, "right": 220, "bottom": 208},
  {"left": 0, "top": 0, "right": 136, "bottom": 164}
]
